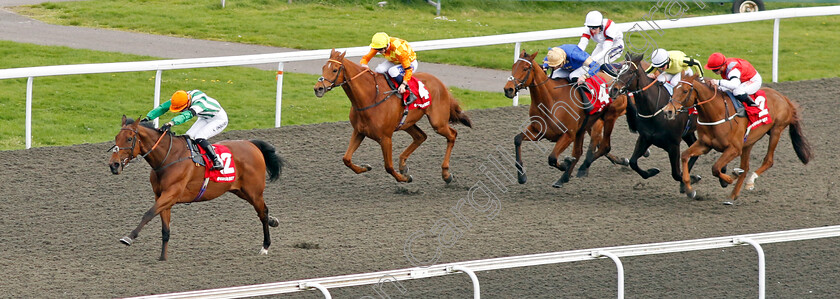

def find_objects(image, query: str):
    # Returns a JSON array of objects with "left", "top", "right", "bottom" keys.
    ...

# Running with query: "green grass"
[
  {"left": 0, "top": 41, "right": 512, "bottom": 150},
  {"left": 2, "top": 0, "right": 839, "bottom": 150}
]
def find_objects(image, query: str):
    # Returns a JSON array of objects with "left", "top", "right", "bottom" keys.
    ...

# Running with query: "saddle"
[
  {"left": 599, "top": 63, "right": 622, "bottom": 78},
  {"left": 184, "top": 137, "right": 207, "bottom": 167},
  {"left": 384, "top": 74, "right": 418, "bottom": 106},
  {"left": 724, "top": 92, "right": 749, "bottom": 118}
]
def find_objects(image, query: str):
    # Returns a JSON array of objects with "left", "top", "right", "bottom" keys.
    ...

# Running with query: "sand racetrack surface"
[{"left": 1, "top": 78, "right": 838, "bottom": 298}]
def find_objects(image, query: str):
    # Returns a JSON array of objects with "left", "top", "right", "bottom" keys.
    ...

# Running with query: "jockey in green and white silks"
[{"left": 144, "top": 89, "right": 228, "bottom": 170}]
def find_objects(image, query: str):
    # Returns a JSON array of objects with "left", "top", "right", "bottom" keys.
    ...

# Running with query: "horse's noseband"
[
  {"left": 319, "top": 59, "right": 346, "bottom": 91},
  {"left": 508, "top": 58, "right": 534, "bottom": 91}
]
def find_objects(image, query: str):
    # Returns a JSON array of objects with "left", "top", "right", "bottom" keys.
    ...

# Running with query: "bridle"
[
  {"left": 611, "top": 61, "right": 669, "bottom": 118},
  {"left": 318, "top": 58, "right": 397, "bottom": 111},
  {"left": 670, "top": 79, "right": 736, "bottom": 126},
  {"left": 110, "top": 126, "right": 172, "bottom": 171},
  {"left": 507, "top": 58, "right": 550, "bottom": 92}
]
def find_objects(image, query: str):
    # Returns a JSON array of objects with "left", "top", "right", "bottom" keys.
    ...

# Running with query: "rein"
[
  {"left": 614, "top": 61, "right": 669, "bottom": 119},
  {"left": 320, "top": 58, "right": 396, "bottom": 111},
  {"left": 673, "top": 80, "right": 735, "bottom": 126}
]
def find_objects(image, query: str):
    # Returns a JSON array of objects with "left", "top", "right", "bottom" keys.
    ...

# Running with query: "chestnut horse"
[
  {"left": 663, "top": 74, "right": 811, "bottom": 201},
  {"left": 503, "top": 50, "right": 628, "bottom": 187},
  {"left": 108, "top": 116, "right": 284, "bottom": 260},
  {"left": 313, "top": 49, "right": 472, "bottom": 183}
]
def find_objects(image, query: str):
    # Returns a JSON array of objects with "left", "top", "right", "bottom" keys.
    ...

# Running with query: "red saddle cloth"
[
  {"left": 390, "top": 77, "right": 431, "bottom": 110},
  {"left": 582, "top": 76, "right": 611, "bottom": 115},
  {"left": 198, "top": 144, "right": 236, "bottom": 183},
  {"left": 744, "top": 90, "right": 772, "bottom": 130}
]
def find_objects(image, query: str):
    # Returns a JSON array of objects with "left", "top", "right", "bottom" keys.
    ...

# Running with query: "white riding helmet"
[
  {"left": 651, "top": 48, "right": 670, "bottom": 68},
  {"left": 584, "top": 11, "right": 604, "bottom": 27}
]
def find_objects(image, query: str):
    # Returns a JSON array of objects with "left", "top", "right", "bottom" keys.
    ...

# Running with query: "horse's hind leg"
[
  {"left": 398, "top": 125, "right": 427, "bottom": 175},
  {"left": 343, "top": 130, "right": 373, "bottom": 174},
  {"left": 235, "top": 190, "right": 275, "bottom": 255},
  {"left": 747, "top": 127, "right": 784, "bottom": 191},
  {"left": 434, "top": 125, "right": 458, "bottom": 184}
]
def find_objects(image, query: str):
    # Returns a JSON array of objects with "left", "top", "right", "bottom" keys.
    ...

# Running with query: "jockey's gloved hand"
[
  {"left": 160, "top": 122, "right": 174, "bottom": 132},
  {"left": 140, "top": 117, "right": 150, "bottom": 122}
]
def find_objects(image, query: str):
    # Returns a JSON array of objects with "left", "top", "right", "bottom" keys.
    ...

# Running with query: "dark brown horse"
[
  {"left": 313, "top": 49, "right": 472, "bottom": 183},
  {"left": 663, "top": 74, "right": 811, "bottom": 201},
  {"left": 108, "top": 115, "right": 284, "bottom": 260},
  {"left": 503, "top": 50, "right": 628, "bottom": 187}
]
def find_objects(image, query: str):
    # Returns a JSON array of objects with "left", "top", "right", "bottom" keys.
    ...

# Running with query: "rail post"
[{"left": 593, "top": 251, "right": 624, "bottom": 299}]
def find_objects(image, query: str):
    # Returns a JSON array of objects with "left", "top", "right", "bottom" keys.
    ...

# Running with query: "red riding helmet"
[{"left": 705, "top": 52, "right": 727, "bottom": 71}]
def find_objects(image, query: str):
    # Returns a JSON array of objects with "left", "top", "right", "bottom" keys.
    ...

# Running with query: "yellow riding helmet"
[
  {"left": 169, "top": 90, "right": 190, "bottom": 112},
  {"left": 546, "top": 47, "right": 567, "bottom": 68},
  {"left": 370, "top": 32, "right": 390, "bottom": 49}
]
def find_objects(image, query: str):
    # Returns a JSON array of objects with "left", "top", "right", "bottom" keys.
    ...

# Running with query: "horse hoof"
[
  {"left": 518, "top": 174, "right": 527, "bottom": 184},
  {"left": 576, "top": 169, "right": 588, "bottom": 178},
  {"left": 363, "top": 164, "right": 372, "bottom": 171},
  {"left": 558, "top": 163, "right": 567, "bottom": 172},
  {"left": 690, "top": 175, "right": 702, "bottom": 184},
  {"left": 400, "top": 165, "right": 409, "bottom": 175},
  {"left": 722, "top": 201, "right": 734, "bottom": 206},
  {"left": 268, "top": 216, "right": 279, "bottom": 227},
  {"left": 444, "top": 173, "right": 454, "bottom": 184},
  {"left": 687, "top": 190, "right": 697, "bottom": 199},
  {"left": 645, "top": 168, "right": 660, "bottom": 179},
  {"left": 643, "top": 149, "right": 651, "bottom": 158},
  {"left": 119, "top": 236, "right": 133, "bottom": 246},
  {"left": 564, "top": 156, "right": 577, "bottom": 164},
  {"left": 260, "top": 247, "right": 269, "bottom": 255},
  {"left": 732, "top": 167, "right": 745, "bottom": 176},
  {"left": 745, "top": 183, "right": 755, "bottom": 191},
  {"left": 552, "top": 180, "right": 564, "bottom": 188},
  {"left": 406, "top": 175, "right": 413, "bottom": 183},
  {"left": 719, "top": 177, "right": 729, "bottom": 188},
  {"left": 620, "top": 158, "right": 630, "bottom": 166},
  {"left": 680, "top": 182, "right": 686, "bottom": 194}
]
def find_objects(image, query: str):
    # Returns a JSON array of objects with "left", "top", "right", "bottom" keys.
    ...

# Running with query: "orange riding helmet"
[{"left": 169, "top": 90, "right": 191, "bottom": 112}]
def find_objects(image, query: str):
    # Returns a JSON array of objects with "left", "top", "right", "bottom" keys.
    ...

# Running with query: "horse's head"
[
  {"left": 108, "top": 115, "right": 161, "bottom": 174},
  {"left": 314, "top": 49, "right": 348, "bottom": 98},
  {"left": 608, "top": 53, "right": 646, "bottom": 99},
  {"left": 504, "top": 50, "right": 539, "bottom": 99},
  {"left": 663, "top": 72, "right": 700, "bottom": 120}
]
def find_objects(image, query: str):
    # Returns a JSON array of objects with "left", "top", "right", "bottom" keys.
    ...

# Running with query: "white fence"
[
  {"left": 127, "top": 225, "right": 840, "bottom": 299},
  {"left": 0, "top": 6, "right": 838, "bottom": 148}
]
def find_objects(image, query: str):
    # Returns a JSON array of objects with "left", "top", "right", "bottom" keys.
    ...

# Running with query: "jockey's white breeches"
[
  {"left": 374, "top": 60, "right": 419, "bottom": 78},
  {"left": 551, "top": 67, "right": 589, "bottom": 81},
  {"left": 186, "top": 109, "right": 228, "bottom": 140},
  {"left": 591, "top": 40, "right": 625, "bottom": 64},
  {"left": 719, "top": 73, "right": 762, "bottom": 96}
]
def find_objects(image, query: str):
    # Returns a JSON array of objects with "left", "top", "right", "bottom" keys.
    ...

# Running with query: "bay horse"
[
  {"left": 608, "top": 53, "right": 702, "bottom": 193},
  {"left": 313, "top": 49, "right": 472, "bottom": 183},
  {"left": 108, "top": 115, "right": 284, "bottom": 260},
  {"left": 663, "top": 74, "right": 812, "bottom": 201},
  {"left": 503, "top": 50, "right": 628, "bottom": 187}
]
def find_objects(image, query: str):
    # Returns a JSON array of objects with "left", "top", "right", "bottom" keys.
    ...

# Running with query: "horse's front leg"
[
  {"left": 712, "top": 146, "right": 742, "bottom": 188},
  {"left": 681, "top": 142, "right": 711, "bottom": 199},
  {"left": 549, "top": 134, "right": 575, "bottom": 188},
  {"left": 121, "top": 198, "right": 174, "bottom": 250},
  {"left": 729, "top": 145, "right": 754, "bottom": 200},
  {"left": 378, "top": 136, "right": 412, "bottom": 183},
  {"left": 343, "top": 130, "right": 372, "bottom": 174},
  {"left": 629, "top": 137, "right": 658, "bottom": 179},
  {"left": 398, "top": 125, "right": 427, "bottom": 176},
  {"left": 159, "top": 209, "right": 171, "bottom": 261}
]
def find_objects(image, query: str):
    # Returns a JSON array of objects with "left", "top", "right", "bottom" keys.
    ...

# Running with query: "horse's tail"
[
  {"left": 250, "top": 139, "right": 285, "bottom": 182},
  {"left": 787, "top": 99, "right": 812, "bottom": 165},
  {"left": 449, "top": 98, "right": 473, "bottom": 128}
]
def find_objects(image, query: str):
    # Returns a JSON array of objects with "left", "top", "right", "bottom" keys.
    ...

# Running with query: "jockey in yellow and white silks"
[
  {"left": 578, "top": 11, "right": 625, "bottom": 65},
  {"left": 360, "top": 32, "right": 418, "bottom": 95},
  {"left": 645, "top": 48, "right": 705, "bottom": 89}
]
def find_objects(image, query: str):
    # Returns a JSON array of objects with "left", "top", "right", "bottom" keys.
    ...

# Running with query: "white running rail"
[
  {"left": 1, "top": 6, "right": 838, "bottom": 148},
  {"left": 126, "top": 225, "right": 840, "bottom": 299}
]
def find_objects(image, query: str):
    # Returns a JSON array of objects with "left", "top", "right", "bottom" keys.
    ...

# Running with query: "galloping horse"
[
  {"left": 663, "top": 74, "right": 812, "bottom": 200},
  {"left": 313, "top": 49, "right": 472, "bottom": 183},
  {"left": 609, "top": 54, "right": 701, "bottom": 193},
  {"left": 503, "top": 50, "right": 628, "bottom": 187},
  {"left": 109, "top": 116, "right": 284, "bottom": 260}
]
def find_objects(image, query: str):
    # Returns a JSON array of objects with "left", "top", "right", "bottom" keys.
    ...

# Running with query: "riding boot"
[
  {"left": 196, "top": 138, "right": 223, "bottom": 170},
  {"left": 735, "top": 93, "right": 757, "bottom": 107}
]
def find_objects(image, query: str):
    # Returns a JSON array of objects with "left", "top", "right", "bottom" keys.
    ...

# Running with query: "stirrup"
[
  {"left": 404, "top": 92, "right": 418, "bottom": 106},
  {"left": 211, "top": 159, "right": 224, "bottom": 170}
]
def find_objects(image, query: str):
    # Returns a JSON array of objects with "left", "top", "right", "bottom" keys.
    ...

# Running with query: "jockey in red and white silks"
[
  {"left": 578, "top": 10, "right": 625, "bottom": 65},
  {"left": 705, "top": 52, "right": 762, "bottom": 106}
]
